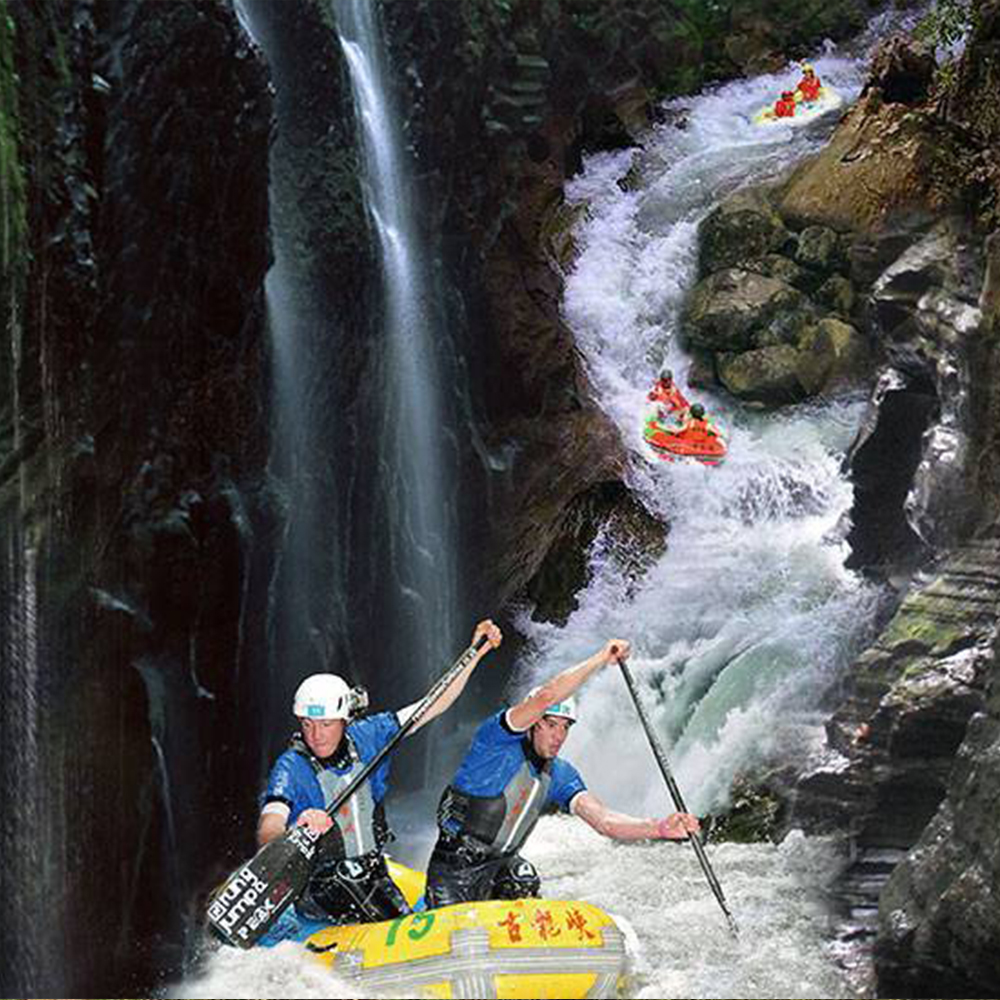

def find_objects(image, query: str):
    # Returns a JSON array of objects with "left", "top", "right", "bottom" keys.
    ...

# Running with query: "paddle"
[
  {"left": 615, "top": 649, "right": 741, "bottom": 938},
  {"left": 207, "top": 635, "right": 490, "bottom": 948}
]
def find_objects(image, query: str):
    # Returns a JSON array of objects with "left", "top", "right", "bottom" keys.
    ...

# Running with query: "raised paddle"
[
  {"left": 614, "top": 648, "right": 740, "bottom": 938},
  {"left": 207, "top": 635, "right": 490, "bottom": 948}
]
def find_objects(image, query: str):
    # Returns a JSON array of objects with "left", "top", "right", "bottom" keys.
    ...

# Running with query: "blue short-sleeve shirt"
[
  {"left": 262, "top": 711, "right": 400, "bottom": 824},
  {"left": 451, "top": 710, "right": 586, "bottom": 813}
]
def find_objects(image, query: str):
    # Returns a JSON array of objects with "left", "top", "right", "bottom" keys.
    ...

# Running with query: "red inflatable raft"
[{"left": 644, "top": 415, "right": 727, "bottom": 466}]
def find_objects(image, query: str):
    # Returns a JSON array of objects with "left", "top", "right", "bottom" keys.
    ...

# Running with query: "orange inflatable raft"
[{"left": 644, "top": 414, "right": 727, "bottom": 466}]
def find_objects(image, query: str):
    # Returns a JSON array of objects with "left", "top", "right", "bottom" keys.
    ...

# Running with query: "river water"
[{"left": 170, "top": 25, "right": 909, "bottom": 1000}]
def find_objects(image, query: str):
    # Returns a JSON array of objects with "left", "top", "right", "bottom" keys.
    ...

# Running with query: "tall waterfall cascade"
[{"left": 336, "top": 0, "right": 458, "bottom": 696}]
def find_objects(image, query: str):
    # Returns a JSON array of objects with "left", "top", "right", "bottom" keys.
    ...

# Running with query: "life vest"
[
  {"left": 798, "top": 76, "right": 821, "bottom": 102},
  {"left": 648, "top": 381, "right": 689, "bottom": 412},
  {"left": 775, "top": 97, "right": 796, "bottom": 118},
  {"left": 683, "top": 417, "right": 715, "bottom": 439},
  {"left": 290, "top": 734, "right": 385, "bottom": 858},
  {"left": 438, "top": 748, "right": 553, "bottom": 857}
]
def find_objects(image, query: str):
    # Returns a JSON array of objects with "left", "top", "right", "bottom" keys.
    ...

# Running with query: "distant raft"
[
  {"left": 752, "top": 85, "right": 844, "bottom": 127},
  {"left": 644, "top": 412, "right": 727, "bottom": 466},
  {"left": 272, "top": 862, "right": 629, "bottom": 999}
]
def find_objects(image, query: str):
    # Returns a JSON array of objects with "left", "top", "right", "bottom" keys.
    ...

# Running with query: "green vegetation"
[
  {"left": 915, "top": 0, "right": 980, "bottom": 50},
  {"left": 914, "top": 0, "right": 981, "bottom": 90}
]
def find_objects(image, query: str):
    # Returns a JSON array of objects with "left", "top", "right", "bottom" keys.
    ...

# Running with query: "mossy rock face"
[
  {"left": 717, "top": 343, "right": 806, "bottom": 404},
  {"left": 710, "top": 776, "right": 788, "bottom": 843},
  {"left": 683, "top": 268, "right": 809, "bottom": 353},
  {"left": 698, "top": 190, "right": 790, "bottom": 277}
]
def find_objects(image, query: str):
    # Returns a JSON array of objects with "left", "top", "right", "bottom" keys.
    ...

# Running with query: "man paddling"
[
  {"left": 648, "top": 369, "right": 690, "bottom": 417},
  {"left": 796, "top": 63, "right": 822, "bottom": 103},
  {"left": 259, "top": 618, "right": 502, "bottom": 930},
  {"left": 425, "top": 639, "right": 700, "bottom": 907},
  {"left": 673, "top": 402, "right": 724, "bottom": 442}
]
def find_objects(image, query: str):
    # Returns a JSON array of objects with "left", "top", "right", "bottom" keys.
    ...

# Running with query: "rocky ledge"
[{"left": 780, "top": 14, "right": 1000, "bottom": 996}]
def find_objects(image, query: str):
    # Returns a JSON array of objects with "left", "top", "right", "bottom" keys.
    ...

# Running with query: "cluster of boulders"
[{"left": 682, "top": 186, "right": 871, "bottom": 405}]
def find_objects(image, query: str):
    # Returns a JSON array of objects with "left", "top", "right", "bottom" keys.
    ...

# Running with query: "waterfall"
[
  {"left": 0, "top": 120, "right": 49, "bottom": 987},
  {"left": 236, "top": 0, "right": 461, "bottom": 777},
  {"left": 335, "top": 0, "right": 457, "bottom": 693}
]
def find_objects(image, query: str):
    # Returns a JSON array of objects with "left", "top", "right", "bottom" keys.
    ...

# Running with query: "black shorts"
[
  {"left": 425, "top": 834, "right": 540, "bottom": 908},
  {"left": 297, "top": 850, "right": 411, "bottom": 925}
]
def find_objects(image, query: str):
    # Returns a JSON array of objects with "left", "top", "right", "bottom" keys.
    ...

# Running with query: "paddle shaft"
[
  {"left": 320, "top": 635, "right": 488, "bottom": 821},
  {"left": 617, "top": 655, "right": 740, "bottom": 938}
]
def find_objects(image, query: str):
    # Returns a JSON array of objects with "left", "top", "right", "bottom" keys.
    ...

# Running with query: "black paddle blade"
[{"left": 206, "top": 825, "right": 321, "bottom": 948}]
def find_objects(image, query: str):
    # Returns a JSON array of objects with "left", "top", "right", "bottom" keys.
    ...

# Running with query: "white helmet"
[
  {"left": 544, "top": 696, "right": 577, "bottom": 724},
  {"left": 293, "top": 673, "right": 354, "bottom": 721}
]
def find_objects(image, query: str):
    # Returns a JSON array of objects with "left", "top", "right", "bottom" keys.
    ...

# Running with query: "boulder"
[
  {"left": 683, "top": 268, "right": 810, "bottom": 352},
  {"left": 745, "top": 252, "right": 809, "bottom": 289},
  {"left": 816, "top": 274, "right": 856, "bottom": 317},
  {"left": 796, "top": 224, "right": 845, "bottom": 274},
  {"left": 717, "top": 343, "right": 805, "bottom": 404},
  {"left": 777, "top": 96, "right": 965, "bottom": 235},
  {"left": 796, "top": 317, "right": 869, "bottom": 394},
  {"left": 698, "top": 188, "right": 790, "bottom": 276}
]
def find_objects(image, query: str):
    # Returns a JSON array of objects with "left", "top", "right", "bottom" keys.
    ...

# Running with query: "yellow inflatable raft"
[
  {"left": 301, "top": 862, "right": 628, "bottom": 999},
  {"left": 752, "top": 85, "right": 843, "bottom": 127}
]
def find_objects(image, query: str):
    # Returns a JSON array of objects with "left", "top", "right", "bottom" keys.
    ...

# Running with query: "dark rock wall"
[
  {"left": 875, "top": 622, "right": 1000, "bottom": 998},
  {"left": 1, "top": 1, "right": 274, "bottom": 994},
  {"left": 787, "top": 12, "right": 1000, "bottom": 995}
]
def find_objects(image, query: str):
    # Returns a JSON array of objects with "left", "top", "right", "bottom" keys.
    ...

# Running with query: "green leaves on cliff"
[{"left": 915, "top": 0, "right": 979, "bottom": 51}]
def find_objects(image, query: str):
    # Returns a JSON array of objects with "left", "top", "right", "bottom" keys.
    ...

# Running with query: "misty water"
[
  {"left": 338, "top": 0, "right": 459, "bottom": 682},
  {"left": 169, "top": 22, "right": 913, "bottom": 1000}
]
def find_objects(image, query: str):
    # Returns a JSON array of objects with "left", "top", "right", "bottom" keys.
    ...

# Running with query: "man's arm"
[
  {"left": 506, "top": 639, "right": 630, "bottom": 732},
  {"left": 401, "top": 619, "right": 502, "bottom": 733},
  {"left": 257, "top": 807, "right": 289, "bottom": 847},
  {"left": 257, "top": 803, "right": 333, "bottom": 846},
  {"left": 571, "top": 790, "right": 700, "bottom": 842}
]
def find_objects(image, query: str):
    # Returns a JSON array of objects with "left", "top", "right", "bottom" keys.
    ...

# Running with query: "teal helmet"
[{"left": 690, "top": 403, "right": 705, "bottom": 419}]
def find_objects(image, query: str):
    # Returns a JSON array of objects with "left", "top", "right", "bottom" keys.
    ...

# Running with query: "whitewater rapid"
[{"left": 170, "top": 27, "right": 913, "bottom": 1000}]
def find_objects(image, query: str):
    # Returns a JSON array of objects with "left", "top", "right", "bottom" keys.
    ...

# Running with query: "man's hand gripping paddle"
[{"left": 613, "top": 644, "right": 740, "bottom": 938}]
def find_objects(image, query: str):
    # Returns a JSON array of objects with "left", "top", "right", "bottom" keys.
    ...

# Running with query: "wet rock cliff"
[
  {"left": 777, "top": 9, "right": 1000, "bottom": 996},
  {"left": 1, "top": 1, "right": 273, "bottom": 993}
]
